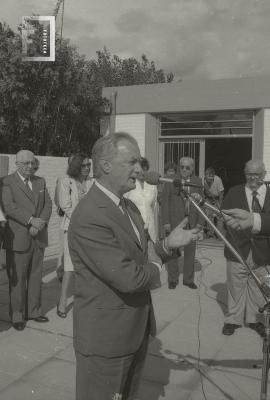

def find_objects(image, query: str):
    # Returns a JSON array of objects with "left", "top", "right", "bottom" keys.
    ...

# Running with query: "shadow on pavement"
[
  {"left": 210, "top": 282, "right": 228, "bottom": 315},
  {"left": 140, "top": 338, "right": 195, "bottom": 400},
  {"left": 144, "top": 340, "right": 258, "bottom": 400}
]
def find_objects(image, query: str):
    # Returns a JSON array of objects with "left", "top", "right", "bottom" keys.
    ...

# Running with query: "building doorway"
[
  {"left": 159, "top": 110, "right": 254, "bottom": 191},
  {"left": 205, "top": 138, "right": 252, "bottom": 194}
]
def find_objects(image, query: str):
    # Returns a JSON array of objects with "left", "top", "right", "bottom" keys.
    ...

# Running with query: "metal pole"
[{"left": 183, "top": 190, "right": 270, "bottom": 300}]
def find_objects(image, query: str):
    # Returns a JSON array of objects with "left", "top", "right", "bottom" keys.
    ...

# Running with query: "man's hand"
[
  {"left": 30, "top": 217, "right": 46, "bottom": 231},
  {"left": 29, "top": 226, "right": 39, "bottom": 237},
  {"left": 166, "top": 217, "right": 201, "bottom": 248},
  {"left": 222, "top": 209, "right": 254, "bottom": 230},
  {"left": 0, "top": 221, "right": 6, "bottom": 228},
  {"left": 147, "top": 241, "right": 162, "bottom": 266},
  {"left": 163, "top": 224, "right": 171, "bottom": 234}
]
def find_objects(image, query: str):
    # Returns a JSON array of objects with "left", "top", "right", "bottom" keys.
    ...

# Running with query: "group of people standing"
[
  {"left": 0, "top": 150, "right": 94, "bottom": 330},
  {"left": 0, "top": 135, "right": 269, "bottom": 400}
]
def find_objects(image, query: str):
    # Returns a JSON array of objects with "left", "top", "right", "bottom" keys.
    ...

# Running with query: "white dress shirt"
[{"left": 125, "top": 180, "right": 158, "bottom": 242}]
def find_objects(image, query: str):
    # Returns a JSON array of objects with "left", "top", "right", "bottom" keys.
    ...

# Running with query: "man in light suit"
[
  {"left": 68, "top": 132, "right": 200, "bottom": 400},
  {"left": 2, "top": 150, "right": 52, "bottom": 331},
  {"left": 161, "top": 157, "right": 204, "bottom": 289},
  {"left": 221, "top": 160, "right": 270, "bottom": 337}
]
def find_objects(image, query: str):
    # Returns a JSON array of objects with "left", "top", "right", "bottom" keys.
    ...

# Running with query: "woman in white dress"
[
  {"left": 57, "top": 154, "right": 93, "bottom": 317},
  {"left": 125, "top": 157, "right": 158, "bottom": 242}
]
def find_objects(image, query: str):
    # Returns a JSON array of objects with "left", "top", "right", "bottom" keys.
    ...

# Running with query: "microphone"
[
  {"left": 144, "top": 171, "right": 203, "bottom": 189},
  {"left": 190, "top": 193, "right": 222, "bottom": 215}
]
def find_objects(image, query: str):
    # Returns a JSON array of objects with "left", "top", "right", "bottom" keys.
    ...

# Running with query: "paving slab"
[
  {"left": 0, "top": 246, "right": 269, "bottom": 400},
  {"left": 0, "top": 378, "right": 75, "bottom": 400}
]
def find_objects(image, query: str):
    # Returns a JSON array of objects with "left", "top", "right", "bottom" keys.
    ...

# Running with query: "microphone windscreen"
[
  {"left": 144, "top": 171, "right": 160, "bottom": 185},
  {"left": 173, "top": 178, "right": 182, "bottom": 188},
  {"left": 190, "top": 192, "right": 203, "bottom": 204}
]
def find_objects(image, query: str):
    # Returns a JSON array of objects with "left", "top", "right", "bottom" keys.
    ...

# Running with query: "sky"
[{"left": 2, "top": 0, "right": 270, "bottom": 80}]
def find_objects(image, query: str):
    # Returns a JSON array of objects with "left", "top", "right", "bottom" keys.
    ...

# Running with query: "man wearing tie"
[
  {"left": 222, "top": 160, "right": 270, "bottom": 337},
  {"left": 68, "top": 133, "right": 201, "bottom": 400},
  {"left": 2, "top": 150, "right": 52, "bottom": 331},
  {"left": 161, "top": 157, "right": 204, "bottom": 289}
]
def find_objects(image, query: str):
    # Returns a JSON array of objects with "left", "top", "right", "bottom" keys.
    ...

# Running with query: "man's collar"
[
  {"left": 245, "top": 184, "right": 266, "bottom": 195},
  {"left": 17, "top": 171, "right": 30, "bottom": 182},
  {"left": 95, "top": 180, "right": 120, "bottom": 206}
]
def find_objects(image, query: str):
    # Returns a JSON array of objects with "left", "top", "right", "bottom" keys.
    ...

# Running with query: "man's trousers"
[
  {"left": 6, "top": 241, "right": 44, "bottom": 323},
  {"left": 167, "top": 242, "right": 196, "bottom": 285},
  {"left": 225, "top": 253, "right": 266, "bottom": 325},
  {"left": 75, "top": 332, "right": 149, "bottom": 400}
]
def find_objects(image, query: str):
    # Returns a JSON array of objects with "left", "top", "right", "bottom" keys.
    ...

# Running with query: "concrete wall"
[
  {"left": 263, "top": 109, "right": 270, "bottom": 180},
  {"left": 253, "top": 110, "right": 264, "bottom": 161},
  {"left": 145, "top": 114, "right": 160, "bottom": 172},
  {"left": 1, "top": 154, "right": 68, "bottom": 260},
  {"left": 115, "top": 114, "right": 146, "bottom": 155},
  {"left": 103, "top": 77, "right": 270, "bottom": 115}
]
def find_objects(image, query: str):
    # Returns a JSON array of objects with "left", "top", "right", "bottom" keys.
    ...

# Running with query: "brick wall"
[{"left": 1, "top": 154, "right": 68, "bottom": 260}]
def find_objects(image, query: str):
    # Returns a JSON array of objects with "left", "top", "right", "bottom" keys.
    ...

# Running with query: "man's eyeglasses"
[
  {"left": 180, "top": 165, "right": 191, "bottom": 170},
  {"left": 81, "top": 163, "right": 91, "bottom": 168},
  {"left": 245, "top": 173, "right": 262, "bottom": 178},
  {"left": 18, "top": 161, "right": 36, "bottom": 166}
]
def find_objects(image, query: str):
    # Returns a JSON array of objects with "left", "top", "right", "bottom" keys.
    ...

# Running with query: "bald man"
[
  {"left": 2, "top": 150, "right": 52, "bottom": 331},
  {"left": 161, "top": 157, "right": 204, "bottom": 289},
  {"left": 221, "top": 160, "right": 270, "bottom": 337}
]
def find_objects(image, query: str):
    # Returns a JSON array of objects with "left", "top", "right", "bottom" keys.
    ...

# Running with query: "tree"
[
  {"left": 92, "top": 47, "right": 173, "bottom": 87},
  {"left": 0, "top": 23, "right": 173, "bottom": 155}
]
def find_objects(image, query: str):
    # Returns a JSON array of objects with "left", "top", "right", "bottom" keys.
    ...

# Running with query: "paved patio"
[{"left": 0, "top": 241, "right": 268, "bottom": 400}]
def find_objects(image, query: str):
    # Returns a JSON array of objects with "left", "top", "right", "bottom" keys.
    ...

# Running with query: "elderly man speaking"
[
  {"left": 68, "top": 132, "right": 201, "bottom": 400},
  {"left": 222, "top": 160, "right": 270, "bottom": 337}
]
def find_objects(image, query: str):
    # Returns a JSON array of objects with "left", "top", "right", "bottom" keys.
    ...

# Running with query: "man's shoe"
[
  {"left": 183, "top": 282, "right": 197, "bottom": 289},
  {"left": 249, "top": 322, "right": 265, "bottom": 338},
  {"left": 33, "top": 316, "right": 49, "bottom": 323},
  {"left": 222, "top": 323, "right": 241, "bottom": 336},
  {"left": 57, "top": 304, "right": 67, "bottom": 318},
  {"left": 168, "top": 282, "right": 177, "bottom": 289},
  {"left": 12, "top": 322, "right": 25, "bottom": 331}
]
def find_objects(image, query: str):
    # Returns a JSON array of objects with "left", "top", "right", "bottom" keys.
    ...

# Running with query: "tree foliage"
[{"left": 0, "top": 22, "right": 173, "bottom": 155}]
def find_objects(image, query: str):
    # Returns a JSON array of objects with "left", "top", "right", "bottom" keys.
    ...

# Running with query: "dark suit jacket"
[
  {"left": 261, "top": 214, "right": 270, "bottom": 235},
  {"left": 222, "top": 184, "right": 270, "bottom": 265},
  {"left": 68, "top": 183, "right": 172, "bottom": 358},
  {"left": 1, "top": 172, "right": 52, "bottom": 251},
  {"left": 161, "top": 175, "right": 204, "bottom": 229}
]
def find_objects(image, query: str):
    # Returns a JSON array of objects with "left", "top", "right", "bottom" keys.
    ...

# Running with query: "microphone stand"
[{"left": 180, "top": 188, "right": 270, "bottom": 400}]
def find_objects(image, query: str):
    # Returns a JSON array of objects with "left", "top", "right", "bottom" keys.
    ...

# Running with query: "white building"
[{"left": 102, "top": 76, "right": 270, "bottom": 192}]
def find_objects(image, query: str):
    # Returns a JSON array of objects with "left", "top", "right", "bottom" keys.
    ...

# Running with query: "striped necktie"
[
  {"left": 182, "top": 179, "right": 190, "bottom": 217},
  {"left": 252, "top": 191, "right": 262, "bottom": 212},
  {"left": 119, "top": 198, "right": 141, "bottom": 243},
  {"left": 24, "top": 178, "right": 32, "bottom": 191}
]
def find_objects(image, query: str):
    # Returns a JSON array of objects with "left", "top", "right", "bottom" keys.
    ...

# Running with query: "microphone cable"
[
  {"left": 190, "top": 183, "right": 265, "bottom": 399},
  {"left": 196, "top": 249, "right": 213, "bottom": 400}
]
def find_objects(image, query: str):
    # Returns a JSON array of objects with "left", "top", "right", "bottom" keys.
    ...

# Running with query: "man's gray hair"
[
  {"left": 244, "top": 159, "right": 266, "bottom": 174},
  {"left": 179, "top": 157, "right": 194, "bottom": 167},
  {"left": 92, "top": 132, "right": 138, "bottom": 178}
]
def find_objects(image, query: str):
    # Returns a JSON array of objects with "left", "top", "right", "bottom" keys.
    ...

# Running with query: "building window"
[{"left": 160, "top": 111, "right": 253, "bottom": 137}]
